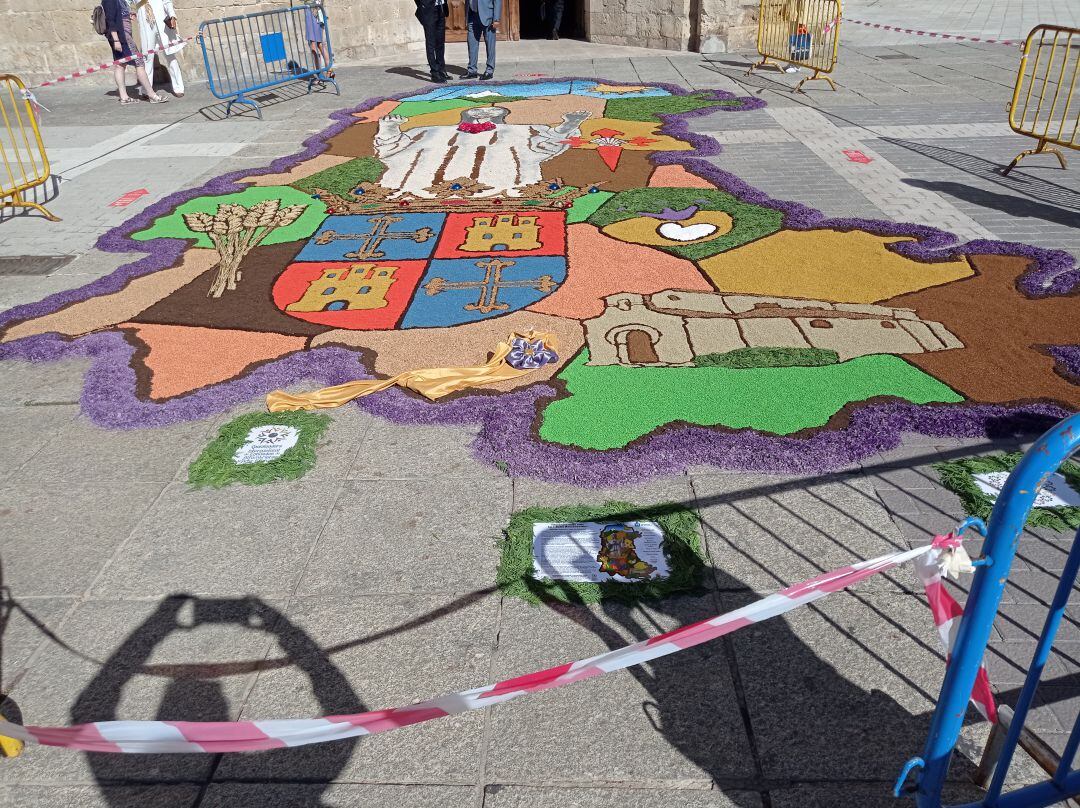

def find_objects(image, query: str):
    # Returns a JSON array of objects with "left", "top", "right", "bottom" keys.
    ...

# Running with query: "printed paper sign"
[
  {"left": 532, "top": 521, "right": 671, "bottom": 583},
  {"left": 973, "top": 471, "right": 1080, "bottom": 509},
  {"left": 232, "top": 424, "right": 300, "bottom": 465}
]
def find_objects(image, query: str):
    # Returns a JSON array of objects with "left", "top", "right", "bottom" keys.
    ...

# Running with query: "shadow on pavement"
[
  {"left": 71, "top": 595, "right": 361, "bottom": 807},
  {"left": 903, "top": 179, "right": 1080, "bottom": 227}
]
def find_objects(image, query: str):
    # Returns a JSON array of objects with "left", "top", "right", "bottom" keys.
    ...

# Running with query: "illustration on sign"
[{"left": 532, "top": 521, "right": 671, "bottom": 583}]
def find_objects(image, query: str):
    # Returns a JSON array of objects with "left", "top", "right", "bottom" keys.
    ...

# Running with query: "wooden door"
[{"left": 447, "top": 0, "right": 520, "bottom": 42}]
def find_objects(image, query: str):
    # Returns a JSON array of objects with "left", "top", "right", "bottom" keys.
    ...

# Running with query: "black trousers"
[
  {"left": 548, "top": 0, "right": 565, "bottom": 34},
  {"left": 416, "top": 7, "right": 446, "bottom": 74}
]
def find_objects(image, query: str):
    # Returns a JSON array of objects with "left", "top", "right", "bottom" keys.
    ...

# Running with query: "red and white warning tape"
[
  {"left": 0, "top": 534, "right": 992, "bottom": 754},
  {"left": 842, "top": 17, "right": 1021, "bottom": 47},
  {"left": 34, "top": 35, "right": 198, "bottom": 89}
]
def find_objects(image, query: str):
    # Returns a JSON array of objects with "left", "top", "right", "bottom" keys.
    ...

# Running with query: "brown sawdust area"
[
  {"left": 325, "top": 122, "right": 379, "bottom": 159},
  {"left": 311, "top": 310, "right": 584, "bottom": 392},
  {"left": 543, "top": 148, "right": 655, "bottom": 192},
  {"left": 0, "top": 248, "right": 219, "bottom": 343},
  {"left": 131, "top": 242, "right": 328, "bottom": 338},
  {"left": 886, "top": 254, "right": 1080, "bottom": 408}
]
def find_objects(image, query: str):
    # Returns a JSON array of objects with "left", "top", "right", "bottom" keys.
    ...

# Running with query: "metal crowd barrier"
[
  {"left": 1003, "top": 24, "right": 1079, "bottom": 176},
  {"left": 896, "top": 411, "right": 1080, "bottom": 808},
  {"left": 0, "top": 74, "right": 58, "bottom": 221},
  {"left": 198, "top": 3, "right": 340, "bottom": 120},
  {"left": 748, "top": 0, "right": 842, "bottom": 92}
]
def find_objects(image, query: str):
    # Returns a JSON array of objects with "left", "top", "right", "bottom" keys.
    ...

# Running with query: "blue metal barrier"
[
  {"left": 198, "top": 4, "right": 340, "bottom": 119},
  {"left": 896, "top": 412, "right": 1080, "bottom": 808}
]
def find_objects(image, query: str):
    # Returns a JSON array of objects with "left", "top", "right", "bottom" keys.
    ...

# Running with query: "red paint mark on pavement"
[
  {"left": 109, "top": 189, "right": 149, "bottom": 207},
  {"left": 843, "top": 149, "right": 872, "bottom": 164}
]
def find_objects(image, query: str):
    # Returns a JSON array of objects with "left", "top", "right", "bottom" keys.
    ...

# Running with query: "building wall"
[
  {"left": 0, "top": 0, "right": 423, "bottom": 83},
  {"left": 697, "top": 0, "right": 759, "bottom": 53},
  {"left": 585, "top": 0, "right": 694, "bottom": 51},
  {"left": 0, "top": 0, "right": 755, "bottom": 84}
]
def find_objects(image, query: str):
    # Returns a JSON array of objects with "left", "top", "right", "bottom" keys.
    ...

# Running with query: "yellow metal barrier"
[
  {"left": 1004, "top": 24, "right": 1079, "bottom": 175},
  {"left": 0, "top": 74, "right": 59, "bottom": 221},
  {"left": 747, "top": 0, "right": 842, "bottom": 93}
]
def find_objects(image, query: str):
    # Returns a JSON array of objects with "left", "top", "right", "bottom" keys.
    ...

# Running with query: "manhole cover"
[{"left": 0, "top": 255, "right": 75, "bottom": 276}]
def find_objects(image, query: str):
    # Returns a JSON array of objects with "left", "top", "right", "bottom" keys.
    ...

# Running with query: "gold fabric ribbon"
[{"left": 266, "top": 331, "right": 557, "bottom": 412}]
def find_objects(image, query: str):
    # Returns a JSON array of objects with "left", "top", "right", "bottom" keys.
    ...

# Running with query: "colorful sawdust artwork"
[
  {"left": 188, "top": 411, "right": 330, "bottom": 488},
  {"left": 934, "top": 453, "right": 1080, "bottom": 532},
  {"left": 501, "top": 502, "right": 704, "bottom": 604},
  {"left": 2, "top": 78, "right": 1078, "bottom": 485}
]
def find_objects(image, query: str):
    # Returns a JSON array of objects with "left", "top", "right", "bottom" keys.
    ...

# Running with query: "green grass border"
[
  {"left": 498, "top": 501, "right": 706, "bottom": 604},
  {"left": 933, "top": 452, "right": 1080, "bottom": 532},
  {"left": 188, "top": 411, "right": 331, "bottom": 489}
]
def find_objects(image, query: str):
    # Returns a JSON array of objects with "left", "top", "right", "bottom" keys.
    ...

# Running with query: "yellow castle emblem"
[
  {"left": 460, "top": 214, "right": 542, "bottom": 252},
  {"left": 286, "top": 263, "right": 397, "bottom": 312}
]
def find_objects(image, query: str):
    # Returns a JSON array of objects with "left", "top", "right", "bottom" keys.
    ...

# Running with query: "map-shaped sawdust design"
[{"left": 1, "top": 79, "right": 1078, "bottom": 482}]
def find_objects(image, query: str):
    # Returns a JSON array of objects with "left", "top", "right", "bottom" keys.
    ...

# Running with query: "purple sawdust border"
[{"left": 0, "top": 78, "right": 1077, "bottom": 486}]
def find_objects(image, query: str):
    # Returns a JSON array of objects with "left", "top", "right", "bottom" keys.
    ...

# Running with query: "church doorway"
[
  {"left": 447, "top": 0, "right": 523, "bottom": 42},
  {"left": 616, "top": 328, "right": 661, "bottom": 365},
  {"left": 519, "top": 0, "right": 586, "bottom": 40}
]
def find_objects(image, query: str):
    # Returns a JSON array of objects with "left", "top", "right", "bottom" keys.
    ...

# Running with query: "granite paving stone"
[
  {"left": 0, "top": 480, "right": 165, "bottom": 597},
  {"left": 486, "top": 595, "right": 757, "bottom": 787},
  {"left": 215, "top": 594, "right": 497, "bottom": 785},
  {"left": 88, "top": 480, "right": 342, "bottom": 597}
]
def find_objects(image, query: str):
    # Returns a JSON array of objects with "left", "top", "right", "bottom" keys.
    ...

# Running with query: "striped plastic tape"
[{"left": 0, "top": 540, "right": 990, "bottom": 754}]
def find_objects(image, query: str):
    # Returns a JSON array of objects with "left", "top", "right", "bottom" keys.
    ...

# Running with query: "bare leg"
[
  {"left": 133, "top": 64, "right": 160, "bottom": 99},
  {"left": 113, "top": 64, "right": 130, "bottom": 100}
]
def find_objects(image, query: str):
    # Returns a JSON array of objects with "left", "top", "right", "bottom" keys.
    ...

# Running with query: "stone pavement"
[{"left": 2, "top": 18, "right": 1080, "bottom": 808}]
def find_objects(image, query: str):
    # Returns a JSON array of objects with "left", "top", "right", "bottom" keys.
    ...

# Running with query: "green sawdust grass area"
[
  {"left": 292, "top": 157, "right": 387, "bottom": 198},
  {"left": 566, "top": 190, "right": 613, "bottom": 224},
  {"left": 587, "top": 188, "right": 783, "bottom": 261},
  {"left": 934, "top": 452, "right": 1080, "bottom": 532},
  {"left": 133, "top": 186, "right": 327, "bottom": 249},
  {"left": 694, "top": 347, "right": 840, "bottom": 368},
  {"left": 188, "top": 411, "right": 330, "bottom": 488},
  {"left": 540, "top": 349, "right": 964, "bottom": 450},
  {"left": 499, "top": 501, "right": 705, "bottom": 604},
  {"left": 604, "top": 92, "right": 743, "bottom": 122},
  {"left": 392, "top": 96, "right": 525, "bottom": 118}
]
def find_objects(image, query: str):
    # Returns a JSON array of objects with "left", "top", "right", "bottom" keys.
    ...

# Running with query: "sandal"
[
  {"left": 119, "top": 97, "right": 138, "bottom": 105},
  {"left": 148, "top": 94, "right": 169, "bottom": 103}
]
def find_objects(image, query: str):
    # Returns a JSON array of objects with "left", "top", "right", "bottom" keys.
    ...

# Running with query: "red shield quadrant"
[{"left": 271, "top": 260, "right": 427, "bottom": 330}]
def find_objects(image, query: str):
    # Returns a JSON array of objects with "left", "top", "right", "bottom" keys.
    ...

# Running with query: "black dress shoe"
[
  {"left": 464, "top": 70, "right": 479, "bottom": 79},
  {"left": 479, "top": 71, "right": 493, "bottom": 80},
  {"left": 438, "top": 70, "right": 450, "bottom": 81},
  {"left": 430, "top": 71, "right": 448, "bottom": 83}
]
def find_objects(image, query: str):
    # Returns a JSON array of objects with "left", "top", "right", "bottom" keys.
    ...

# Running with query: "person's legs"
[
  {"left": 133, "top": 63, "right": 161, "bottom": 99},
  {"left": 466, "top": 9, "right": 480, "bottom": 75},
  {"left": 139, "top": 51, "right": 156, "bottom": 96},
  {"left": 113, "top": 63, "right": 130, "bottom": 101},
  {"left": 550, "top": 0, "right": 564, "bottom": 37},
  {"left": 163, "top": 48, "right": 185, "bottom": 94},
  {"left": 432, "top": 9, "right": 446, "bottom": 75},
  {"left": 482, "top": 22, "right": 496, "bottom": 76}
]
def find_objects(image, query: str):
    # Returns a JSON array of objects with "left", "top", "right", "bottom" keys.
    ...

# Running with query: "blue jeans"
[{"left": 466, "top": 9, "right": 497, "bottom": 74}]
